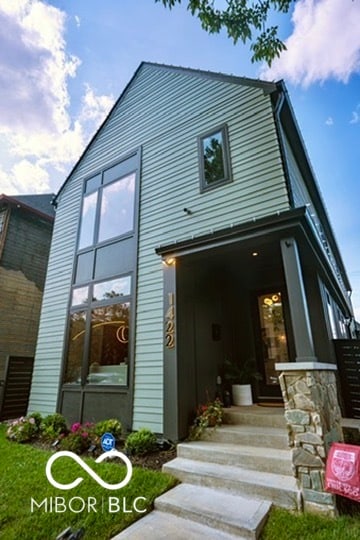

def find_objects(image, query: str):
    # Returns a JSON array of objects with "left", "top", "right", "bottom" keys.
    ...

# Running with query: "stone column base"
[{"left": 276, "top": 362, "right": 343, "bottom": 515}]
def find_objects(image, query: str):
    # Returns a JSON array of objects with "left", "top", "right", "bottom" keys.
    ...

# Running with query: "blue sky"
[{"left": 0, "top": 0, "right": 359, "bottom": 318}]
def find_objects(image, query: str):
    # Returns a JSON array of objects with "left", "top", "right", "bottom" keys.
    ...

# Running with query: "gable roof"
[
  {"left": 0, "top": 193, "right": 55, "bottom": 221},
  {"left": 51, "top": 61, "right": 351, "bottom": 296},
  {"left": 54, "top": 62, "right": 277, "bottom": 204}
]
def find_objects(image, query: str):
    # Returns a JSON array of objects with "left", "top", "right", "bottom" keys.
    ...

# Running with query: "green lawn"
[
  {"left": 0, "top": 424, "right": 176, "bottom": 540},
  {"left": 262, "top": 506, "right": 360, "bottom": 540}
]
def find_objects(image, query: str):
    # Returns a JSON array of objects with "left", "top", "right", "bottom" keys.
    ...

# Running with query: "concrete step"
[
  {"left": 177, "top": 440, "right": 293, "bottom": 475},
  {"left": 155, "top": 483, "right": 271, "bottom": 539},
  {"left": 112, "top": 509, "right": 247, "bottom": 539},
  {"left": 223, "top": 406, "right": 286, "bottom": 428},
  {"left": 163, "top": 457, "right": 300, "bottom": 509},
  {"left": 207, "top": 424, "right": 289, "bottom": 449}
]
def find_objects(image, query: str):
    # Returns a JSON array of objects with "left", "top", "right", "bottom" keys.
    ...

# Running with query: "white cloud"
[
  {"left": 261, "top": 0, "right": 360, "bottom": 86},
  {"left": 0, "top": 0, "right": 114, "bottom": 195},
  {"left": 0, "top": 159, "right": 48, "bottom": 194},
  {"left": 79, "top": 84, "right": 114, "bottom": 126},
  {"left": 350, "top": 105, "right": 360, "bottom": 124},
  {"left": 325, "top": 116, "right": 334, "bottom": 126}
]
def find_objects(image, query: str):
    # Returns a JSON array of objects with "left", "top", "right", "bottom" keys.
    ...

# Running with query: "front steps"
[
  {"left": 115, "top": 406, "right": 301, "bottom": 539},
  {"left": 163, "top": 405, "right": 300, "bottom": 510},
  {"left": 115, "top": 483, "right": 271, "bottom": 540}
]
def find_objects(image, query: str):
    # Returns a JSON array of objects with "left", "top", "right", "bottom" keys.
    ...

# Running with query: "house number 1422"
[{"left": 165, "top": 293, "right": 175, "bottom": 349}]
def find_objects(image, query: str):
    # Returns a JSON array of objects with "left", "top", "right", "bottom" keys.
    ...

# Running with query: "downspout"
[{"left": 273, "top": 83, "right": 295, "bottom": 208}]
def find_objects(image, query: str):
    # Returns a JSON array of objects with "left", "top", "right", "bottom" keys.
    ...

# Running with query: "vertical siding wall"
[{"left": 29, "top": 65, "right": 289, "bottom": 429}]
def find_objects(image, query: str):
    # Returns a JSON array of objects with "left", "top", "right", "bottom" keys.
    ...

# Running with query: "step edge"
[
  {"left": 155, "top": 497, "right": 270, "bottom": 539},
  {"left": 163, "top": 458, "right": 298, "bottom": 491}
]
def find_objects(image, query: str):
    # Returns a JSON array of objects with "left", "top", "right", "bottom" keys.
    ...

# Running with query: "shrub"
[
  {"left": 125, "top": 428, "right": 157, "bottom": 456},
  {"left": 60, "top": 432, "right": 90, "bottom": 454},
  {"left": 28, "top": 412, "right": 43, "bottom": 429},
  {"left": 40, "top": 413, "right": 68, "bottom": 441},
  {"left": 60, "top": 422, "right": 94, "bottom": 454},
  {"left": 94, "top": 418, "right": 122, "bottom": 440},
  {"left": 6, "top": 413, "right": 43, "bottom": 443}
]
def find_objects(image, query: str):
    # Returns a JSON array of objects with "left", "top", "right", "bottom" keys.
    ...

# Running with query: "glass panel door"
[{"left": 257, "top": 291, "right": 289, "bottom": 393}]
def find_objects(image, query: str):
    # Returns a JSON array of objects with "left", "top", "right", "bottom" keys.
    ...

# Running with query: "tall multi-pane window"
[{"left": 63, "top": 152, "right": 138, "bottom": 387}]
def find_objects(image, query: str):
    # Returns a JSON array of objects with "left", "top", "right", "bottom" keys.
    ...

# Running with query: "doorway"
[{"left": 254, "top": 290, "right": 290, "bottom": 399}]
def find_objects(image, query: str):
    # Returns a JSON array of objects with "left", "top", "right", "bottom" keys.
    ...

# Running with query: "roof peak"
[{"left": 140, "top": 61, "right": 278, "bottom": 93}]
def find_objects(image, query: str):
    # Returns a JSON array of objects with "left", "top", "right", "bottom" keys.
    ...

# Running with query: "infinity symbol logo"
[{"left": 46, "top": 450, "right": 133, "bottom": 490}]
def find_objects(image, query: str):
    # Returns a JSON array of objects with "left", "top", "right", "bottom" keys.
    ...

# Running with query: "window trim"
[{"left": 198, "top": 123, "right": 232, "bottom": 193}]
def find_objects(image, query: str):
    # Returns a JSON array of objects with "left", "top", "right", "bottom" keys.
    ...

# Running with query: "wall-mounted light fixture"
[
  {"left": 183, "top": 208, "right": 192, "bottom": 215},
  {"left": 163, "top": 257, "right": 176, "bottom": 266}
]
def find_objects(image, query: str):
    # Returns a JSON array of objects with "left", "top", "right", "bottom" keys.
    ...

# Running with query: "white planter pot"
[{"left": 232, "top": 384, "right": 253, "bottom": 406}]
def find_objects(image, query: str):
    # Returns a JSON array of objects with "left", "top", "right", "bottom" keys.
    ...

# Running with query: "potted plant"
[
  {"left": 224, "top": 358, "right": 261, "bottom": 406},
  {"left": 189, "top": 397, "right": 223, "bottom": 440}
]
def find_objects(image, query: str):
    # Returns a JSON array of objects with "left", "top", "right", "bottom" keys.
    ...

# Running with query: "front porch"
[{"left": 159, "top": 208, "right": 351, "bottom": 442}]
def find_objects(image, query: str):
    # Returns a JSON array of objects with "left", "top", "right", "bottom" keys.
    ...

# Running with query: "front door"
[{"left": 255, "top": 291, "right": 290, "bottom": 399}]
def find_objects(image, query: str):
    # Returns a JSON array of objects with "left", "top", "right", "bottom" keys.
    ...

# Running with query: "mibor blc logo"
[{"left": 30, "top": 433, "right": 147, "bottom": 514}]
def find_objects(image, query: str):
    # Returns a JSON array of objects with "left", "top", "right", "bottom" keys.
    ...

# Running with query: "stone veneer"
[{"left": 276, "top": 362, "right": 343, "bottom": 514}]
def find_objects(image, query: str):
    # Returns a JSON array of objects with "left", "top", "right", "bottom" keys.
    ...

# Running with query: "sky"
[{"left": 0, "top": 0, "right": 359, "bottom": 319}]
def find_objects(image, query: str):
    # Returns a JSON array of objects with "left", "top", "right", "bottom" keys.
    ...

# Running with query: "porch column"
[
  {"left": 162, "top": 257, "right": 179, "bottom": 441},
  {"left": 280, "top": 238, "right": 317, "bottom": 362},
  {"left": 276, "top": 362, "right": 343, "bottom": 514}
]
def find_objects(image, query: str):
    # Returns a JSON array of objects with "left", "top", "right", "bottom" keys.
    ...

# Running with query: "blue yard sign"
[{"left": 101, "top": 432, "right": 116, "bottom": 452}]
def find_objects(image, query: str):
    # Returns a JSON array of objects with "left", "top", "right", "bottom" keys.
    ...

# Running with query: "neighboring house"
[
  {"left": 0, "top": 193, "right": 55, "bottom": 420},
  {"left": 27, "top": 63, "right": 355, "bottom": 441}
]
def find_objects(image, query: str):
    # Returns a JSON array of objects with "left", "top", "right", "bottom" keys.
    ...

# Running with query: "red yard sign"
[{"left": 325, "top": 442, "right": 360, "bottom": 502}]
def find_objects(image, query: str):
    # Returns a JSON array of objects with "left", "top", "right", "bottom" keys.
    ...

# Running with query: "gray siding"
[
  {"left": 29, "top": 64, "right": 290, "bottom": 429},
  {"left": 27, "top": 181, "right": 82, "bottom": 415},
  {"left": 283, "top": 133, "right": 347, "bottom": 297},
  {"left": 2, "top": 209, "right": 52, "bottom": 290}
]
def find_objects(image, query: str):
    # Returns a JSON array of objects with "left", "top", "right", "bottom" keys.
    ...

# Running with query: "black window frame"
[
  {"left": 198, "top": 123, "right": 232, "bottom": 193},
  {"left": 62, "top": 148, "right": 141, "bottom": 392}
]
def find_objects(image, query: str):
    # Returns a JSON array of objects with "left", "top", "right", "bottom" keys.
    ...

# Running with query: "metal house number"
[{"left": 165, "top": 292, "right": 175, "bottom": 349}]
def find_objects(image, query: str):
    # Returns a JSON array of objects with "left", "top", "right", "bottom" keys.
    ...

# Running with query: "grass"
[
  {"left": 0, "top": 424, "right": 176, "bottom": 539},
  {"left": 262, "top": 507, "right": 360, "bottom": 540}
]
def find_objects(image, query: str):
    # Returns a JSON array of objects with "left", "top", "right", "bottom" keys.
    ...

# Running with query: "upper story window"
[
  {"left": 74, "top": 152, "right": 139, "bottom": 286},
  {"left": 78, "top": 170, "right": 136, "bottom": 250},
  {"left": 198, "top": 124, "right": 232, "bottom": 192}
]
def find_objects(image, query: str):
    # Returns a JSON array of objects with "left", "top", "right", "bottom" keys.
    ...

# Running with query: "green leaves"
[{"left": 156, "top": 0, "right": 294, "bottom": 65}]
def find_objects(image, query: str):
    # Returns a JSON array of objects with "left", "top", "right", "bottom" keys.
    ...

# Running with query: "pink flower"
[{"left": 71, "top": 422, "right": 81, "bottom": 433}]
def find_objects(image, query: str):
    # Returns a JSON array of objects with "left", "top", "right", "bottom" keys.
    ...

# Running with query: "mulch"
[{"left": 31, "top": 438, "right": 177, "bottom": 471}]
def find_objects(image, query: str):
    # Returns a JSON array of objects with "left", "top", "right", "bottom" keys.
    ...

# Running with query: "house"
[
  {"left": 27, "top": 63, "right": 355, "bottom": 443},
  {"left": 0, "top": 193, "right": 54, "bottom": 419}
]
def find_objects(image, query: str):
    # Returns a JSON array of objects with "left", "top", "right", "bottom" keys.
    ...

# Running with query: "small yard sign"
[{"left": 325, "top": 442, "right": 360, "bottom": 502}]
